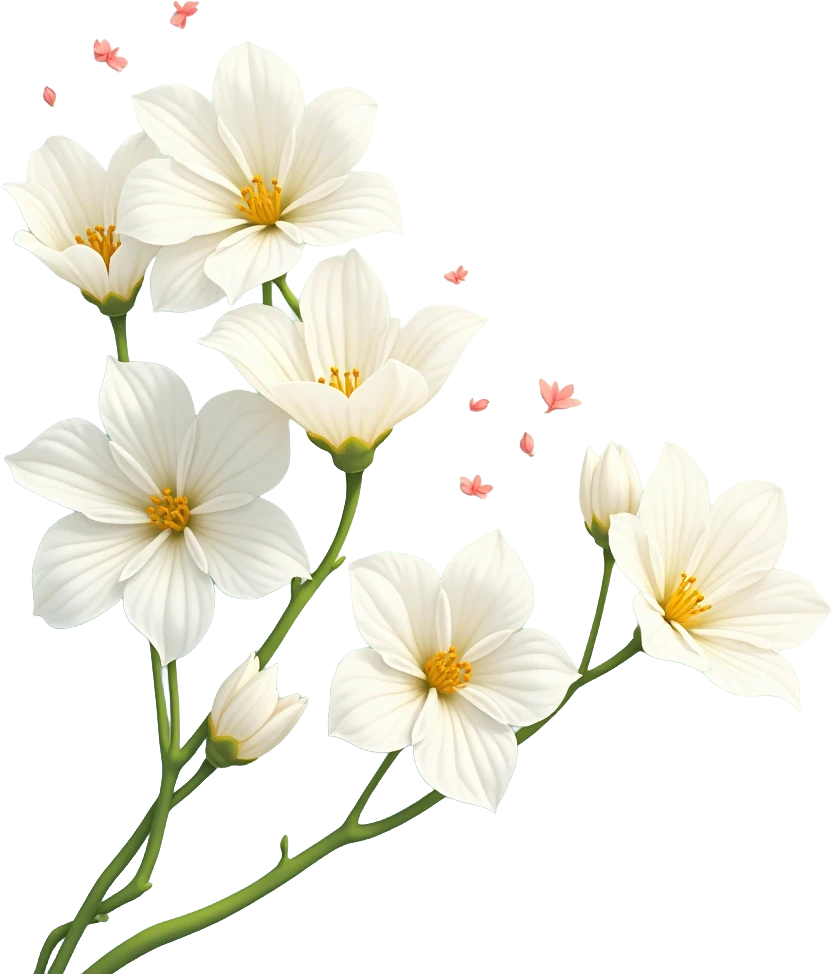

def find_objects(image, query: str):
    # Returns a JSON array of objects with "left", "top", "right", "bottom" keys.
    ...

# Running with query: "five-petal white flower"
[
  {"left": 118, "top": 41, "right": 402, "bottom": 310},
  {"left": 329, "top": 532, "right": 579, "bottom": 811},
  {"left": 609, "top": 444, "right": 829, "bottom": 707},
  {"left": 6, "top": 359, "right": 310, "bottom": 663},
  {"left": 5, "top": 135, "right": 160, "bottom": 313},
  {"left": 201, "top": 249, "right": 485, "bottom": 471}
]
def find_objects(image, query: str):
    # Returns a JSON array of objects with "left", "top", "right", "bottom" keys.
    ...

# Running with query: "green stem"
[
  {"left": 150, "top": 646, "right": 169, "bottom": 753},
  {"left": 168, "top": 662, "right": 180, "bottom": 752},
  {"left": 261, "top": 281, "right": 273, "bottom": 306},
  {"left": 579, "top": 547, "right": 615, "bottom": 674},
  {"left": 110, "top": 315, "right": 129, "bottom": 363},
  {"left": 274, "top": 275, "right": 301, "bottom": 319},
  {"left": 35, "top": 763, "right": 214, "bottom": 974},
  {"left": 79, "top": 634, "right": 643, "bottom": 974}
]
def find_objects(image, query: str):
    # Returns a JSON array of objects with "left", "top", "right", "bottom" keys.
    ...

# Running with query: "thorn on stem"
[{"left": 332, "top": 556, "right": 346, "bottom": 571}]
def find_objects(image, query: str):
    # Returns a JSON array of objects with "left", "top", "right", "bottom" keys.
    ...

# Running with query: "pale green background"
[{"left": 1, "top": 1, "right": 829, "bottom": 972}]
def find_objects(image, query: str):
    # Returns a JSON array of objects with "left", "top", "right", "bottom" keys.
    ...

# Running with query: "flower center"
[
  {"left": 236, "top": 175, "right": 281, "bottom": 225},
  {"left": 662, "top": 573, "right": 711, "bottom": 627},
  {"left": 75, "top": 225, "right": 120, "bottom": 270},
  {"left": 425, "top": 647, "right": 472, "bottom": 694},
  {"left": 317, "top": 367, "right": 361, "bottom": 397},
  {"left": 147, "top": 488, "right": 190, "bottom": 532}
]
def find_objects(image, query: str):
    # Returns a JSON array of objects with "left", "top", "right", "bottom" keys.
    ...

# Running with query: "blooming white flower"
[
  {"left": 118, "top": 41, "right": 401, "bottom": 310},
  {"left": 201, "top": 249, "right": 485, "bottom": 471},
  {"left": 207, "top": 653, "right": 307, "bottom": 767},
  {"left": 329, "top": 532, "right": 579, "bottom": 810},
  {"left": 6, "top": 359, "right": 310, "bottom": 663},
  {"left": 580, "top": 443, "right": 641, "bottom": 545},
  {"left": 609, "top": 444, "right": 829, "bottom": 706},
  {"left": 5, "top": 134, "right": 159, "bottom": 315}
]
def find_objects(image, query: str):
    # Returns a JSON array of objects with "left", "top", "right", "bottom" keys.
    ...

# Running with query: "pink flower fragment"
[
  {"left": 469, "top": 398, "right": 489, "bottom": 412},
  {"left": 171, "top": 1, "right": 199, "bottom": 27},
  {"left": 539, "top": 379, "right": 581, "bottom": 413},
  {"left": 519, "top": 432, "right": 535, "bottom": 456},
  {"left": 444, "top": 265, "right": 468, "bottom": 285},
  {"left": 460, "top": 475, "right": 493, "bottom": 499},
  {"left": 42, "top": 87, "right": 56, "bottom": 107},
  {"left": 94, "top": 39, "right": 128, "bottom": 72}
]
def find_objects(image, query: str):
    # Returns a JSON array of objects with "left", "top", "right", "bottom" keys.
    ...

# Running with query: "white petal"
[
  {"left": 118, "top": 158, "right": 246, "bottom": 246},
  {"left": 107, "top": 236, "right": 157, "bottom": 300},
  {"left": 279, "top": 175, "right": 347, "bottom": 217},
  {"left": 109, "top": 441, "right": 161, "bottom": 496},
  {"left": 329, "top": 648, "right": 428, "bottom": 751},
  {"left": 390, "top": 306, "right": 486, "bottom": 400},
  {"left": 183, "top": 526, "right": 209, "bottom": 573},
  {"left": 119, "top": 528, "right": 171, "bottom": 581},
  {"left": 591, "top": 443, "right": 631, "bottom": 530},
  {"left": 284, "top": 172, "right": 401, "bottom": 246},
  {"left": 99, "top": 358, "right": 195, "bottom": 490},
  {"left": 189, "top": 494, "right": 253, "bottom": 515},
  {"left": 340, "top": 359, "right": 428, "bottom": 445},
  {"left": 265, "top": 381, "right": 351, "bottom": 450},
  {"left": 211, "top": 652, "right": 259, "bottom": 726},
  {"left": 123, "top": 535, "right": 214, "bottom": 664},
  {"left": 237, "top": 696, "right": 307, "bottom": 758},
  {"left": 413, "top": 694, "right": 517, "bottom": 811},
  {"left": 27, "top": 137, "right": 107, "bottom": 235},
  {"left": 608, "top": 513, "right": 664, "bottom": 603},
  {"left": 696, "top": 632, "right": 801, "bottom": 708},
  {"left": 32, "top": 514, "right": 154, "bottom": 627},
  {"left": 299, "top": 250, "right": 395, "bottom": 377},
  {"left": 282, "top": 88, "right": 377, "bottom": 203},
  {"left": 200, "top": 303, "right": 315, "bottom": 398},
  {"left": 191, "top": 498, "right": 309, "bottom": 599},
  {"left": 14, "top": 232, "right": 110, "bottom": 300},
  {"left": 6, "top": 418, "right": 145, "bottom": 516},
  {"left": 350, "top": 552, "right": 444, "bottom": 667},
  {"left": 4, "top": 182, "right": 73, "bottom": 249},
  {"left": 216, "top": 666, "right": 279, "bottom": 740},
  {"left": 621, "top": 447, "right": 643, "bottom": 514},
  {"left": 693, "top": 569, "right": 829, "bottom": 650},
  {"left": 441, "top": 531, "right": 534, "bottom": 655},
  {"left": 204, "top": 224, "right": 303, "bottom": 304},
  {"left": 692, "top": 482, "right": 787, "bottom": 600},
  {"left": 639, "top": 444, "right": 711, "bottom": 602},
  {"left": 150, "top": 230, "right": 235, "bottom": 312},
  {"left": 131, "top": 86, "right": 245, "bottom": 192},
  {"left": 212, "top": 42, "right": 304, "bottom": 179},
  {"left": 185, "top": 391, "right": 290, "bottom": 503},
  {"left": 109, "top": 133, "right": 161, "bottom": 207},
  {"left": 579, "top": 446, "right": 601, "bottom": 526},
  {"left": 464, "top": 629, "right": 580, "bottom": 726},
  {"left": 634, "top": 594, "right": 709, "bottom": 671}
]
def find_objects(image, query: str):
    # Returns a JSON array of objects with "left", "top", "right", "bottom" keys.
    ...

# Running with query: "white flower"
[
  {"left": 4, "top": 134, "right": 160, "bottom": 314},
  {"left": 201, "top": 249, "right": 485, "bottom": 472},
  {"left": 609, "top": 444, "right": 829, "bottom": 707},
  {"left": 208, "top": 653, "right": 307, "bottom": 767},
  {"left": 580, "top": 443, "right": 641, "bottom": 544},
  {"left": 118, "top": 41, "right": 401, "bottom": 310},
  {"left": 6, "top": 359, "right": 310, "bottom": 663},
  {"left": 329, "top": 531, "right": 579, "bottom": 810}
]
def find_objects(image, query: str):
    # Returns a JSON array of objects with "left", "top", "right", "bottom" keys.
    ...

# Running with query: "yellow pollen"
[
  {"left": 425, "top": 647, "right": 472, "bottom": 694},
  {"left": 318, "top": 366, "right": 361, "bottom": 397},
  {"left": 147, "top": 488, "right": 190, "bottom": 532},
  {"left": 75, "top": 225, "right": 120, "bottom": 270},
  {"left": 236, "top": 174, "right": 282, "bottom": 224},
  {"left": 662, "top": 573, "right": 712, "bottom": 627}
]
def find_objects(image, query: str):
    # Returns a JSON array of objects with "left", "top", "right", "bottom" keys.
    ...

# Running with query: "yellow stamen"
[
  {"left": 147, "top": 488, "right": 190, "bottom": 532},
  {"left": 318, "top": 366, "right": 361, "bottom": 398},
  {"left": 663, "top": 573, "right": 711, "bottom": 627},
  {"left": 236, "top": 175, "right": 281, "bottom": 224},
  {"left": 74, "top": 225, "right": 120, "bottom": 270},
  {"left": 425, "top": 647, "right": 472, "bottom": 694}
]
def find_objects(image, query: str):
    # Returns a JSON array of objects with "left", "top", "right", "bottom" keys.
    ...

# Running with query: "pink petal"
[
  {"left": 474, "top": 483, "right": 493, "bottom": 497},
  {"left": 460, "top": 477, "right": 474, "bottom": 495},
  {"left": 108, "top": 53, "right": 128, "bottom": 71},
  {"left": 42, "top": 86, "right": 56, "bottom": 107},
  {"left": 520, "top": 432, "right": 534, "bottom": 456},
  {"left": 183, "top": 1, "right": 199, "bottom": 13},
  {"left": 539, "top": 378, "right": 556, "bottom": 409},
  {"left": 552, "top": 398, "right": 581, "bottom": 409},
  {"left": 93, "top": 39, "right": 111, "bottom": 59},
  {"left": 556, "top": 383, "right": 575, "bottom": 400},
  {"left": 471, "top": 475, "right": 482, "bottom": 489},
  {"left": 444, "top": 271, "right": 460, "bottom": 284},
  {"left": 469, "top": 398, "right": 489, "bottom": 412},
  {"left": 171, "top": 12, "right": 186, "bottom": 25},
  {"left": 456, "top": 266, "right": 468, "bottom": 280}
]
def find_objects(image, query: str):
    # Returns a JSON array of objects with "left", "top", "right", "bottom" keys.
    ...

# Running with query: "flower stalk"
[{"left": 110, "top": 315, "right": 129, "bottom": 363}]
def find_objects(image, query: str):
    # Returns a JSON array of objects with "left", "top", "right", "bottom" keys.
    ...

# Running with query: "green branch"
[{"left": 274, "top": 275, "right": 301, "bottom": 319}]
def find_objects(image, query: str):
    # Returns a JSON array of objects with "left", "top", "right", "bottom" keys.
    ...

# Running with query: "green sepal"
[
  {"left": 585, "top": 516, "right": 610, "bottom": 550},
  {"left": 205, "top": 732, "right": 256, "bottom": 770},
  {"left": 307, "top": 428, "right": 392, "bottom": 473},
  {"left": 80, "top": 277, "right": 144, "bottom": 317}
]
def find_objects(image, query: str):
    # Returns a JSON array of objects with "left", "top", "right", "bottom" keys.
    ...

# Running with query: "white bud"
[{"left": 579, "top": 443, "right": 642, "bottom": 536}]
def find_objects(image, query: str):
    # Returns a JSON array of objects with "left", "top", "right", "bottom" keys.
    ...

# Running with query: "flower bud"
[
  {"left": 43, "top": 87, "right": 56, "bottom": 107},
  {"left": 519, "top": 432, "right": 534, "bottom": 456},
  {"left": 579, "top": 443, "right": 641, "bottom": 547},
  {"left": 207, "top": 654, "right": 307, "bottom": 769}
]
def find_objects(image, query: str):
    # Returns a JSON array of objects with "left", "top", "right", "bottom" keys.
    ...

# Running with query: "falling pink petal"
[
  {"left": 469, "top": 398, "right": 489, "bottom": 412},
  {"left": 94, "top": 39, "right": 128, "bottom": 71},
  {"left": 520, "top": 432, "right": 535, "bottom": 456},
  {"left": 460, "top": 474, "right": 493, "bottom": 499},
  {"left": 171, "top": 1, "right": 199, "bottom": 27},
  {"left": 444, "top": 265, "right": 468, "bottom": 285},
  {"left": 540, "top": 378, "right": 581, "bottom": 413},
  {"left": 42, "top": 86, "right": 56, "bottom": 107}
]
